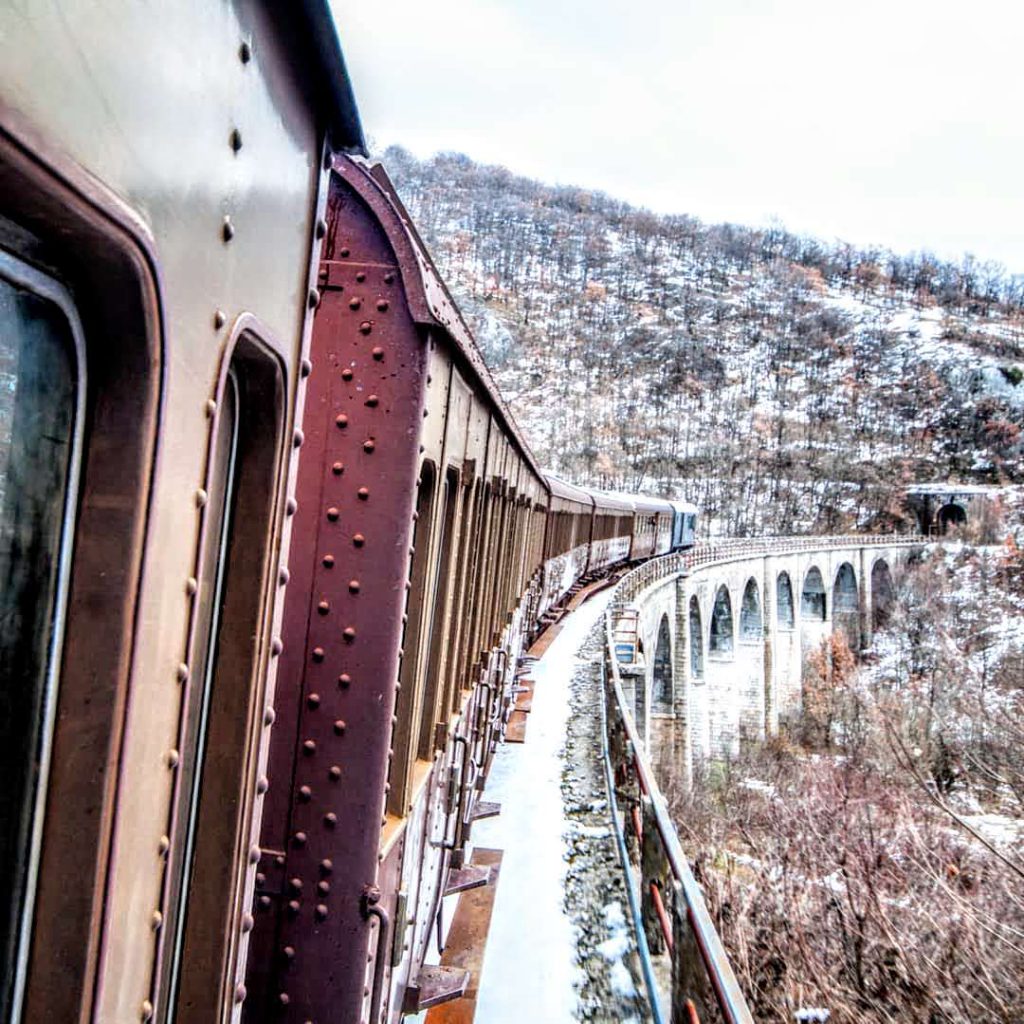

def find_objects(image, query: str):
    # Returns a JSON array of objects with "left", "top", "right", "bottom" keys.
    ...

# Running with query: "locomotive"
[{"left": 0, "top": 5, "right": 695, "bottom": 1023}]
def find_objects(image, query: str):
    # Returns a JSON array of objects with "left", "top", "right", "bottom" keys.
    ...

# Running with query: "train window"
[
  {"left": 388, "top": 462, "right": 437, "bottom": 814},
  {"left": 160, "top": 334, "right": 284, "bottom": 1023},
  {"left": 417, "top": 467, "right": 461, "bottom": 758},
  {"left": 0, "top": 253, "right": 84, "bottom": 1024}
]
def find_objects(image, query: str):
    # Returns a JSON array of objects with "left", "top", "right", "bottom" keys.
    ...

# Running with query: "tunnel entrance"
[{"left": 936, "top": 502, "right": 967, "bottom": 535}]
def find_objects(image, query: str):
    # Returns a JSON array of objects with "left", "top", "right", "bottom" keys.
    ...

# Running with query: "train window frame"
[
  {"left": 157, "top": 327, "right": 287, "bottom": 1024},
  {"left": 0, "top": 249, "right": 86, "bottom": 1024}
]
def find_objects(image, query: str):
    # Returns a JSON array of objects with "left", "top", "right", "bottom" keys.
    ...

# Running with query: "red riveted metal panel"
[{"left": 243, "top": 166, "right": 427, "bottom": 1023}]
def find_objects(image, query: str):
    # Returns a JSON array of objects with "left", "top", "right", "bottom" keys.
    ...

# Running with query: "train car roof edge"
[
  {"left": 334, "top": 154, "right": 546, "bottom": 485},
  {"left": 298, "top": 0, "right": 368, "bottom": 154}
]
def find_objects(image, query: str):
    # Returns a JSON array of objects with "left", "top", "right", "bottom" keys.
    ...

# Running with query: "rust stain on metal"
[{"left": 425, "top": 849, "right": 503, "bottom": 1024}]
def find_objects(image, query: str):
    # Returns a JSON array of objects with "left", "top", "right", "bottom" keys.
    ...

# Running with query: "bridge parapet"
[{"left": 598, "top": 534, "right": 924, "bottom": 1023}]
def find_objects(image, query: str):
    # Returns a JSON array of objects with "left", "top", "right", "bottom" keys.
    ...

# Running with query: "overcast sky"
[{"left": 333, "top": 0, "right": 1024, "bottom": 275}]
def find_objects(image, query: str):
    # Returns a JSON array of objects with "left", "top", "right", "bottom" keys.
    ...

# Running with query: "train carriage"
[{"left": 0, "top": 7, "right": 695, "bottom": 1024}]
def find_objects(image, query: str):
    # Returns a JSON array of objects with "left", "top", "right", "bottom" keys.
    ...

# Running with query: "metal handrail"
[{"left": 599, "top": 532, "right": 926, "bottom": 1022}]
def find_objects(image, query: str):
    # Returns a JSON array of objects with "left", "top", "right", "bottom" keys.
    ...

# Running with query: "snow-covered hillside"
[{"left": 383, "top": 147, "right": 1024, "bottom": 536}]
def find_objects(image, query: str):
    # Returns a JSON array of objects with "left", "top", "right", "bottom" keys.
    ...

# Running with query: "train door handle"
[{"left": 362, "top": 885, "right": 391, "bottom": 1024}]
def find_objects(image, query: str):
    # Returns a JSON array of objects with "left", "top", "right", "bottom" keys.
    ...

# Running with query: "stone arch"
[
  {"left": 689, "top": 596, "right": 704, "bottom": 679},
  {"left": 801, "top": 566, "right": 826, "bottom": 620},
  {"left": 871, "top": 559, "right": 895, "bottom": 629},
  {"left": 709, "top": 584, "right": 734, "bottom": 656},
  {"left": 740, "top": 578, "right": 762, "bottom": 640},
  {"left": 832, "top": 561, "right": 859, "bottom": 648},
  {"left": 936, "top": 502, "right": 966, "bottom": 535},
  {"left": 653, "top": 614, "right": 672, "bottom": 709},
  {"left": 776, "top": 571, "right": 795, "bottom": 628}
]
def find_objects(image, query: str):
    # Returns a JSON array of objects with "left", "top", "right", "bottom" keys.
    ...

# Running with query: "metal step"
[
  {"left": 403, "top": 965, "right": 470, "bottom": 1012},
  {"left": 443, "top": 865, "right": 493, "bottom": 897}
]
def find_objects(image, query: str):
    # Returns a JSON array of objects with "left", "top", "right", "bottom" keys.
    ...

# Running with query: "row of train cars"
[{"left": 0, "top": 5, "right": 696, "bottom": 1024}]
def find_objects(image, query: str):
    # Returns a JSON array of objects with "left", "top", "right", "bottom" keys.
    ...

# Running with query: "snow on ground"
[{"left": 471, "top": 591, "right": 614, "bottom": 1023}]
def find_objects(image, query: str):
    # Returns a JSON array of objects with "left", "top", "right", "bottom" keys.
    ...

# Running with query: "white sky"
[{"left": 333, "top": 0, "right": 1024, "bottom": 275}]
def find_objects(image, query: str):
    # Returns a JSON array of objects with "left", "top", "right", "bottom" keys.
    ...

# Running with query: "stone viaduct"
[{"left": 610, "top": 535, "right": 924, "bottom": 784}]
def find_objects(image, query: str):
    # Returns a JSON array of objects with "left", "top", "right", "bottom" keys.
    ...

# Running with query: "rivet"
[
  {"left": 307, "top": 693, "right": 321, "bottom": 709},
  {"left": 258, "top": 895, "right": 271, "bottom": 909},
  {"left": 279, "top": 566, "right": 290, "bottom": 585},
  {"left": 318, "top": 600, "right": 330, "bottom": 615},
  {"left": 280, "top": 990, "right": 292, "bottom": 1007},
  {"left": 241, "top": 913, "right": 255, "bottom": 933},
  {"left": 275, "top": 854, "right": 285, "bottom": 866},
  {"left": 293, "top": 831, "right": 307, "bottom": 846},
  {"left": 336, "top": 413, "right": 348, "bottom": 428},
  {"left": 286, "top": 497, "right": 298, "bottom": 516},
  {"left": 249, "top": 845, "right": 261, "bottom": 864},
  {"left": 176, "top": 663, "right": 190, "bottom": 684},
  {"left": 315, "top": 904, "right": 328, "bottom": 920},
  {"left": 349, "top": 297, "right": 361, "bottom": 311},
  {"left": 376, "top": 299, "right": 389, "bottom": 312},
  {"left": 312, "top": 646, "right": 325, "bottom": 662},
  {"left": 158, "top": 835, "right": 170, "bottom": 856},
  {"left": 287, "top": 900, "right": 300, "bottom": 917},
  {"left": 372, "top": 346, "right": 384, "bottom": 360},
  {"left": 256, "top": 776, "right": 269, "bottom": 795},
  {"left": 256, "top": 872, "right": 266, "bottom": 886},
  {"left": 359, "top": 321, "right": 372, "bottom": 335},
  {"left": 234, "top": 984, "right": 247, "bottom": 1004},
  {"left": 151, "top": 910, "right": 163, "bottom": 931},
  {"left": 338, "top": 673, "right": 351, "bottom": 688},
  {"left": 213, "top": 309, "right": 226, "bottom": 330},
  {"left": 222, "top": 217, "right": 235, "bottom": 243},
  {"left": 141, "top": 1000, "right": 154, "bottom": 1021},
  {"left": 348, "top": 579, "right": 361, "bottom": 594},
  {"left": 303, "top": 740, "right": 316, "bottom": 755},
  {"left": 320, "top": 858, "right": 333, "bottom": 874},
  {"left": 167, "top": 749, "right": 180, "bottom": 769},
  {"left": 341, "top": 368, "right": 354, "bottom": 381},
  {"left": 343, "top": 627, "right": 356, "bottom": 643},
  {"left": 271, "top": 638, "right": 283, "bottom": 656},
  {"left": 365, "top": 395, "right": 379, "bottom": 407},
  {"left": 195, "top": 488, "right": 208, "bottom": 508},
  {"left": 315, "top": 218, "right": 327, "bottom": 240},
  {"left": 317, "top": 880, "right": 330, "bottom": 895},
  {"left": 299, "top": 785, "right": 312, "bottom": 802},
  {"left": 384, "top": 272, "right": 395, "bottom": 284},
  {"left": 333, "top": 720, "right": 347, "bottom": 736},
  {"left": 356, "top": 272, "right": 366, "bottom": 283},
  {"left": 283, "top": 945, "right": 296, "bottom": 960},
  {"left": 264, "top": 706, "right": 276, "bottom": 725},
  {"left": 308, "top": 288, "right": 320, "bottom": 309},
  {"left": 290, "top": 877, "right": 303, "bottom": 892},
  {"left": 239, "top": 40, "right": 252, "bottom": 63},
  {"left": 205, "top": 398, "right": 217, "bottom": 417},
  {"left": 322, "top": 554, "right": 335, "bottom": 568},
  {"left": 353, "top": 534, "right": 365, "bottom": 547},
  {"left": 293, "top": 429, "right": 304, "bottom": 448},
  {"left": 332, "top": 461, "right": 344, "bottom": 475},
  {"left": 340, "top": 247, "right": 350, "bottom": 258},
  {"left": 185, "top": 576, "right": 198, "bottom": 597},
  {"left": 362, "top": 440, "right": 375, "bottom": 454},
  {"left": 229, "top": 128, "right": 243, "bottom": 153},
  {"left": 301, "top": 358, "right": 313, "bottom": 378},
  {"left": 329, "top": 765, "right": 342, "bottom": 780},
  {"left": 357, "top": 487, "right": 369, "bottom": 500},
  {"left": 324, "top": 812, "right": 337, "bottom": 827},
  {"left": 327, "top": 506, "right": 340, "bottom": 522}
]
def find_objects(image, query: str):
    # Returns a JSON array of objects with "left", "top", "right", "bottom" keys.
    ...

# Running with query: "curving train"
[{"left": 0, "top": 5, "right": 695, "bottom": 1024}]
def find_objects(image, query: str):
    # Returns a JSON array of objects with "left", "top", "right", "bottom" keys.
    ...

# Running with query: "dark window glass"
[{"left": 0, "top": 257, "right": 83, "bottom": 1022}]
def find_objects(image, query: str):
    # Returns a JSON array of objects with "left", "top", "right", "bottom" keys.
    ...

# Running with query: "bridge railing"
[{"left": 599, "top": 533, "right": 925, "bottom": 1023}]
